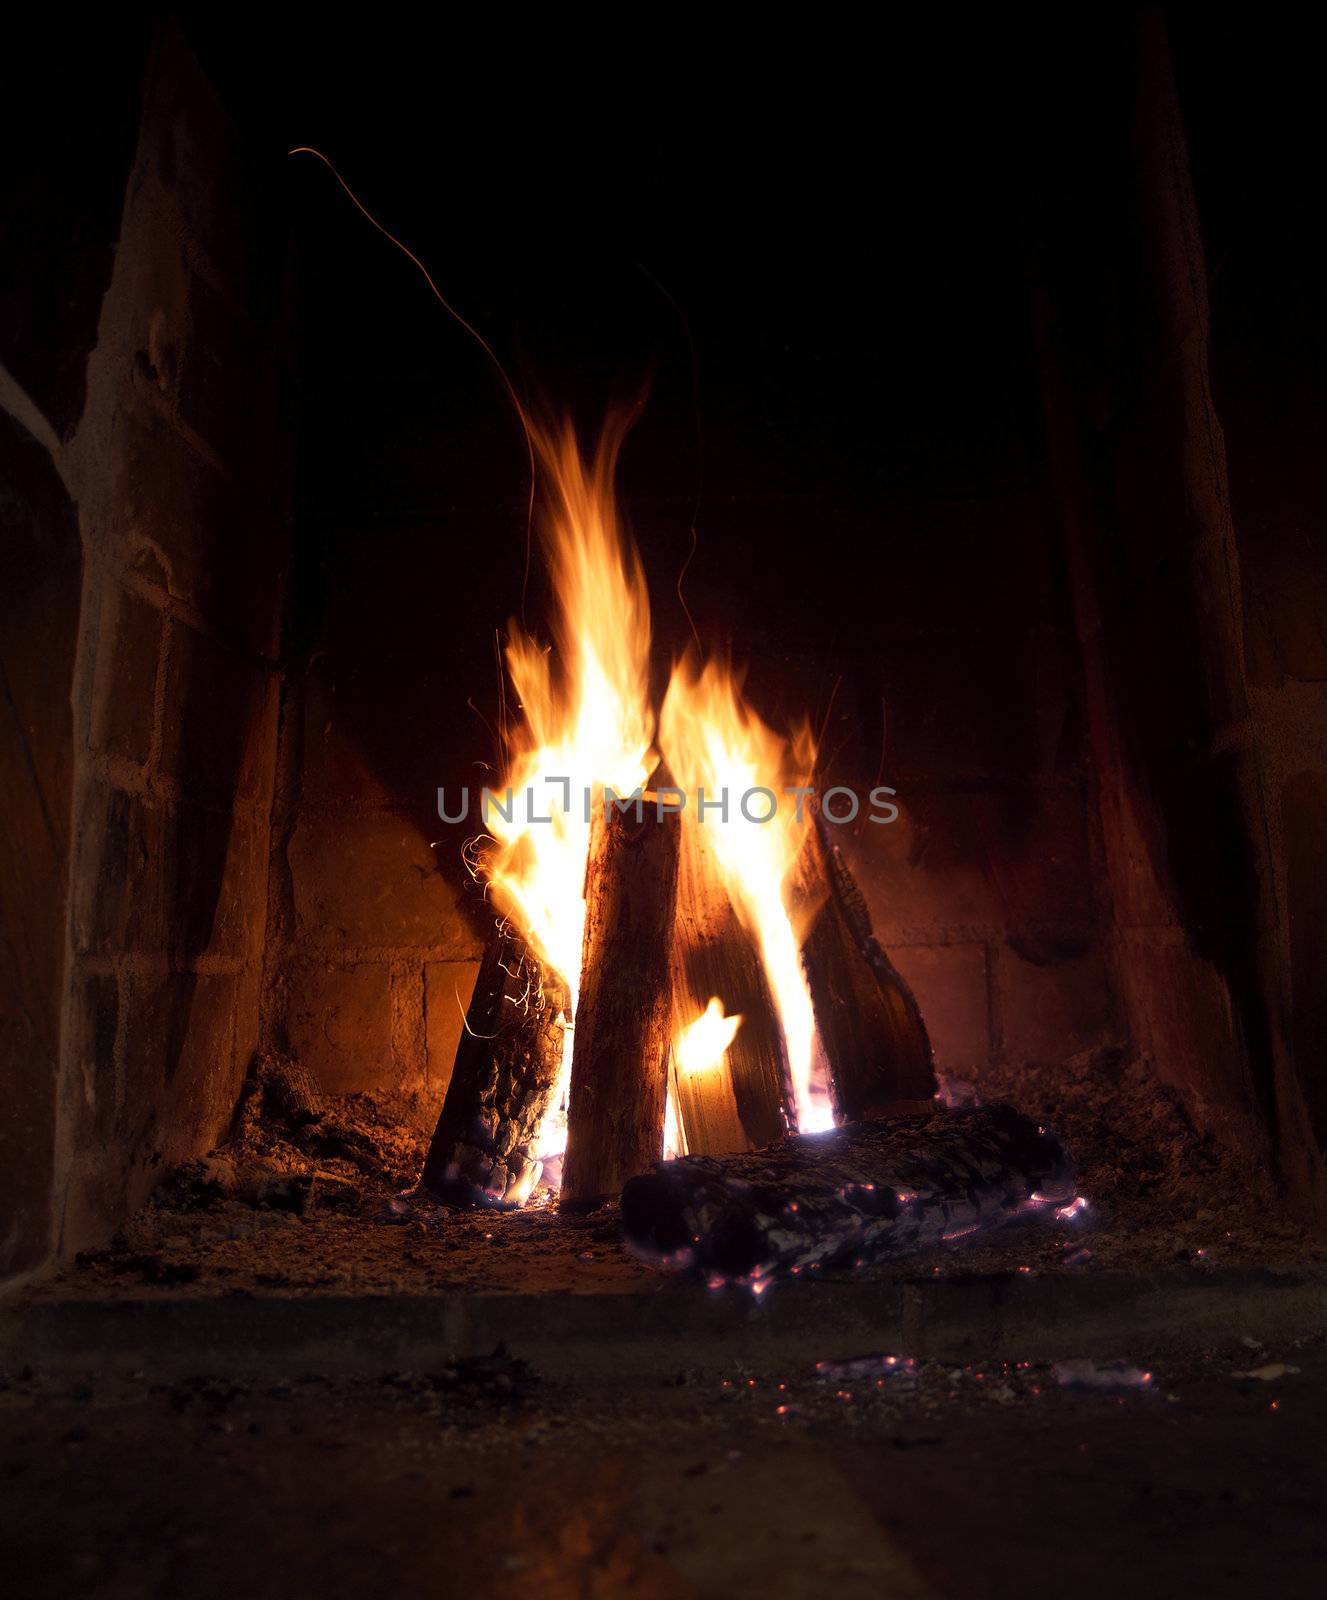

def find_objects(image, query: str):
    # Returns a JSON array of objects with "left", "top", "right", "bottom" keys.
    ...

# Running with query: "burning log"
[
  {"left": 621, "top": 1102, "right": 1076, "bottom": 1286},
  {"left": 561, "top": 800, "right": 682, "bottom": 1207},
  {"left": 419, "top": 917, "right": 569, "bottom": 1208},
  {"left": 670, "top": 818, "right": 790, "bottom": 1154},
  {"left": 795, "top": 813, "right": 936, "bottom": 1116}
]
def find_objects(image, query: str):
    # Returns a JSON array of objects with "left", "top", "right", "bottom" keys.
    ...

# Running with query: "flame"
[
  {"left": 675, "top": 996, "right": 743, "bottom": 1077},
  {"left": 660, "top": 658, "right": 834, "bottom": 1132},
  {"left": 482, "top": 418, "right": 655, "bottom": 1162},
  {"left": 662, "top": 1087, "right": 685, "bottom": 1161},
  {"left": 476, "top": 417, "right": 834, "bottom": 1189}
]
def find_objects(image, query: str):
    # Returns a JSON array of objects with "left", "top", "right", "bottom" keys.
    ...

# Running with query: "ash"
[{"left": 46, "top": 1047, "right": 1324, "bottom": 1303}]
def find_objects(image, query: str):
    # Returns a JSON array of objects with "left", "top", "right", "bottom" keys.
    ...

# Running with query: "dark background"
[
  {"left": 173, "top": 11, "right": 1323, "bottom": 741},
  {"left": 203, "top": 13, "right": 1071, "bottom": 720},
  {"left": 9, "top": 11, "right": 1323, "bottom": 670}
]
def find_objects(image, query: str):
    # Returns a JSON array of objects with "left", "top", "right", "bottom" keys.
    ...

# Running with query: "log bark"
[
  {"left": 419, "top": 916, "right": 569, "bottom": 1208},
  {"left": 794, "top": 813, "right": 936, "bottom": 1117},
  {"left": 621, "top": 1102, "right": 1075, "bottom": 1284},
  {"left": 561, "top": 800, "right": 681, "bottom": 1206},
  {"left": 670, "top": 817, "right": 790, "bottom": 1153}
]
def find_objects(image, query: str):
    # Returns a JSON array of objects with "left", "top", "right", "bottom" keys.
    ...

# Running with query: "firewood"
[
  {"left": 794, "top": 812, "right": 936, "bottom": 1116},
  {"left": 419, "top": 916, "right": 569, "bottom": 1208},
  {"left": 561, "top": 800, "right": 681, "bottom": 1207},
  {"left": 669, "top": 1049, "right": 743, "bottom": 1157},
  {"left": 620, "top": 1102, "right": 1075, "bottom": 1285},
  {"left": 670, "top": 817, "right": 790, "bottom": 1153}
]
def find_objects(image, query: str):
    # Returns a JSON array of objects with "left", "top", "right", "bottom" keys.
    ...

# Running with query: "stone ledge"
[{"left": 6, "top": 1267, "right": 1324, "bottom": 1382}]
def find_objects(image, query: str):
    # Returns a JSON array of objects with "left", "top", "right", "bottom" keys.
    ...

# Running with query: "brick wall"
[
  {"left": 55, "top": 33, "right": 290, "bottom": 1251},
  {"left": 264, "top": 485, "right": 1117, "bottom": 1119},
  {"left": 260, "top": 510, "right": 494, "bottom": 1126},
  {"left": 1032, "top": 16, "right": 1327, "bottom": 1218},
  {"left": 797, "top": 490, "right": 1115, "bottom": 1087},
  {"left": 0, "top": 27, "right": 290, "bottom": 1276}
]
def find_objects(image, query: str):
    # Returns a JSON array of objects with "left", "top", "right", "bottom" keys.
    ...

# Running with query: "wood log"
[
  {"left": 561, "top": 799, "right": 681, "bottom": 1207},
  {"left": 620, "top": 1102, "right": 1076, "bottom": 1285},
  {"left": 419, "top": 916, "right": 569, "bottom": 1208},
  {"left": 670, "top": 816, "right": 791, "bottom": 1154},
  {"left": 793, "top": 812, "right": 936, "bottom": 1117}
]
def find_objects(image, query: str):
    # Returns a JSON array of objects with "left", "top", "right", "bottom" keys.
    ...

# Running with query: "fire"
[
  {"left": 675, "top": 997, "right": 743, "bottom": 1077},
  {"left": 660, "top": 659, "right": 834, "bottom": 1132},
  {"left": 477, "top": 416, "right": 834, "bottom": 1185},
  {"left": 480, "top": 421, "right": 654, "bottom": 1164},
  {"left": 484, "top": 419, "right": 655, "bottom": 1000}
]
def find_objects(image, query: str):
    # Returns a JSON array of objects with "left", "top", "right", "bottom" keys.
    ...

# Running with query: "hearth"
[
  {"left": 5, "top": 17, "right": 1327, "bottom": 1596},
  {"left": 414, "top": 413, "right": 942, "bottom": 1221}
]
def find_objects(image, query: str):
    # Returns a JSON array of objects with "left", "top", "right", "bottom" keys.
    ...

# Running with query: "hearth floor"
[
  {"left": 17, "top": 1184, "right": 1327, "bottom": 1304},
  {"left": 7, "top": 1060, "right": 1327, "bottom": 1596},
  {"left": 10, "top": 1048, "right": 1326, "bottom": 1396},
  {"left": 21, "top": 1046, "right": 1325, "bottom": 1305},
  {"left": 6, "top": 1325, "right": 1326, "bottom": 1600}
]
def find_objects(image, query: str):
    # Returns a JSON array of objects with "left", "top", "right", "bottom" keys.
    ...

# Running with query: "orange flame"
[
  {"left": 486, "top": 421, "right": 654, "bottom": 991},
  {"left": 675, "top": 996, "right": 743, "bottom": 1077},
  {"left": 478, "top": 418, "right": 833, "bottom": 1186},
  {"left": 660, "top": 659, "right": 834, "bottom": 1133},
  {"left": 483, "top": 419, "right": 655, "bottom": 1162}
]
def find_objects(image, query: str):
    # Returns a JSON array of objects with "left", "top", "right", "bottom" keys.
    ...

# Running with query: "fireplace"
[
  {"left": 7, "top": 18, "right": 1322, "bottom": 1267},
  {"left": 4, "top": 15, "right": 1327, "bottom": 1597}
]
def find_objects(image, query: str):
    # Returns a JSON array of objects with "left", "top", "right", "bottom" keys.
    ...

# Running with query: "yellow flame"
[
  {"left": 676, "top": 996, "right": 743, "bottom": 1077},
  {"left": 660, "top": 657, "right": 834, "bottom": 1132},
  {"left": 483, "top": 419, "right": 655, "bottom": 1161},
  {"left": 479, "top": 420, "right": 834, "bottom": 1186},
  {"left": 662, "top": 1087, "right": 685, "bottom": 1161}
]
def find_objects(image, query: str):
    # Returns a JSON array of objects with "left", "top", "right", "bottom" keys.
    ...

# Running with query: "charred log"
[
  {"left": 795, "top": 813, "right": 937, "bottom": 1116},
  {"left": 620, "top": 1102, "right": 1075, "bottom": 1284},
  {"left": 420, "top": 918, "right": 569, "bottom": 1208},
  {"left": 561, "top": 801, "right": 681, "bottom": 1207}
]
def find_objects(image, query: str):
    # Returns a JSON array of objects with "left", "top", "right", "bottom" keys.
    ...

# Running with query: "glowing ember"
[
  {"left": 815, "top": 1354, "right": 917, "bottom": 1381},
  {"left": 1052, "top": 1360, "right": 1154, "bottom": 1390}
]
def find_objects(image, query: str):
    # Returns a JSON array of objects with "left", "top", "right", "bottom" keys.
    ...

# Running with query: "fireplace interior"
[{"left": 4, "top": 14, "right": 1327, "bottom": 1598}]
